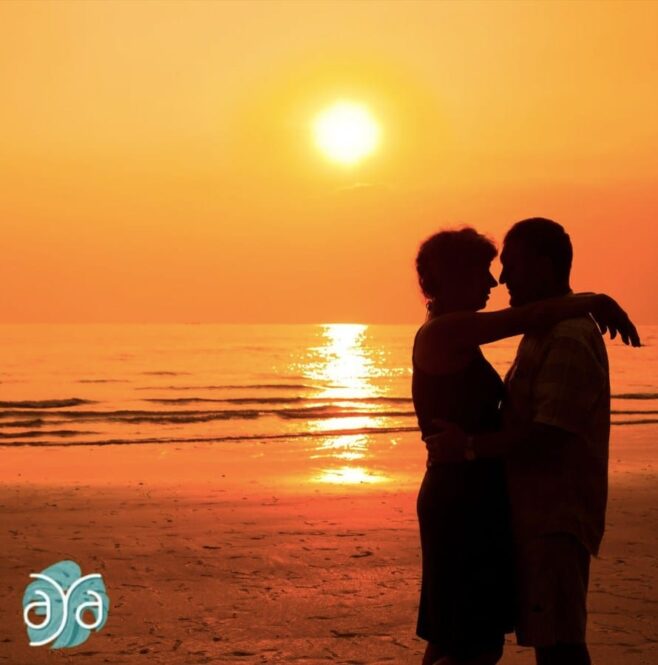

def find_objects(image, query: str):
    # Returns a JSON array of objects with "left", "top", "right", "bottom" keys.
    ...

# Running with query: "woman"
[{"left": 413, "top": 227, "right": 636, "bottom": 665}]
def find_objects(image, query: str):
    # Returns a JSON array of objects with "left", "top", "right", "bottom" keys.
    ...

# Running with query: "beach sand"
[{"left": 1, "top": 427, "right": 657, "bottom": 664}]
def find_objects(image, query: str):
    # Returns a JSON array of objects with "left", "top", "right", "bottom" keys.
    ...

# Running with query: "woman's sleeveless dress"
[{"left": 413, "top": 340, "right": 515, "bottom": 658}]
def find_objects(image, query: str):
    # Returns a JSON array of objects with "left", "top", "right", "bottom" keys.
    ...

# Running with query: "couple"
[{"left": 412, "top": 218, "right": 640, "bottom": 665}]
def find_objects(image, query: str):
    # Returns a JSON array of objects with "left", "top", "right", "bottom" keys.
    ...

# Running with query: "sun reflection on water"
[
  {"left": 305, "top": 324, "right": 378, "bottom": 400},
  {"left": 303, "top": 324, "right": 390, "bottom": 486},
  {"left": 313, "top": 466, "right": 387, "bottom": 485},
  {"left": 308, "top": 430, "right": 369, "bottom": 462}
]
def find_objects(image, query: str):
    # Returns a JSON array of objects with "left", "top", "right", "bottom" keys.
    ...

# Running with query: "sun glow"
[{"left": 312, "top": 101, "right": 380, "bottom": 165}]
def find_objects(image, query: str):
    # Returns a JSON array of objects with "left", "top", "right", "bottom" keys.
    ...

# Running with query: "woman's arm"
[{"left": 418, "top": 293, "right": 639, "bottom": 352}]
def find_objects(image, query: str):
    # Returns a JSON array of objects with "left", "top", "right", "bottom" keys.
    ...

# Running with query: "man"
[
  {"left": 498, "top": 218, "right": 609, "bottom": 665},
  {"left": 425, "top": 218, "right": 638, "bottom": 665}
]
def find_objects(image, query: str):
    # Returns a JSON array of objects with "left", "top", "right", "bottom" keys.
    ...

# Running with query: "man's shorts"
[{"left": 515, "top": 532, "right": 591, "bottom": 647}]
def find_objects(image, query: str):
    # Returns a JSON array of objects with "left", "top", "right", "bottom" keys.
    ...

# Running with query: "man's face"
[{"left": 499, "top": 239, "right": 543, "bottom": 306}]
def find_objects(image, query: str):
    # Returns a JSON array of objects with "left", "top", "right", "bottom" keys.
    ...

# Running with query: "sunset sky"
[{"left": 1, "top": 0, "right": 657, "bottom": 324}]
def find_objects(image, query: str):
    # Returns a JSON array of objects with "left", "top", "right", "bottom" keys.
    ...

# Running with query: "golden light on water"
[
  {"left": 314, "top": 466, "right": 387, "bottom": 485},
  {"left": 313, "top": 101, "right": 380, "bottom": 165},
  {"left": 308, "top": 324, "right": 378, "bottom": 400},
  {"left": 302, "top": 324, "right": 391, "bottom": 487},
  {"left": 309, "top": 427, "right": 371, "bottom": 462}
]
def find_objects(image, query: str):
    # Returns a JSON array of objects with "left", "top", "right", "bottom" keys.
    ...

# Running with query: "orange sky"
[{"left": 1, "top": 0, "right": 657, "bottom": 323}]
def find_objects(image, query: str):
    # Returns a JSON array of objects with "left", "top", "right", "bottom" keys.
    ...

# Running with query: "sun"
[{"left": 312, "top": 101, "right": 380, "bottom": 166}]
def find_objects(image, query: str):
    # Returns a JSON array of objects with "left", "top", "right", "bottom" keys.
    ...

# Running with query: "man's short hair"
[{"left": 504, "top": 218, "right": 573, "bottom": 283}]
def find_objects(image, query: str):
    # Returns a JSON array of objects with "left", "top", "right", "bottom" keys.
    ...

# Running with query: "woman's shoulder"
[
  {"left": 413, "top": 314, "right": 454, "bottom": 346},
  {"left": 413, "top": 320, "right": 479, "bottom": 376},
  {"left": 412, "top": 320, "right": 439, "bottom": 361}
]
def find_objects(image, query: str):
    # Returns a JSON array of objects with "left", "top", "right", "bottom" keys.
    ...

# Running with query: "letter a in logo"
[{"left": 22, "top": 560, "right": 109, "bottom": 649}]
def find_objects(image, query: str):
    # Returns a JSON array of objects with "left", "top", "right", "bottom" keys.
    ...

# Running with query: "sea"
[{"left": 0, "top": 324, "right": 656, "bottom": 449}]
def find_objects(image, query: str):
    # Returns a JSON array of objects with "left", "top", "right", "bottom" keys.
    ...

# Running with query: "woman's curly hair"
[{"left": 416, "top": 227, "right": 497, "bottom": 304}]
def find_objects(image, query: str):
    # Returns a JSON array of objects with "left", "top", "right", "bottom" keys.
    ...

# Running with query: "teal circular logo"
[{"left": 22, "top": 560, "right": 109, "bottom": 649}]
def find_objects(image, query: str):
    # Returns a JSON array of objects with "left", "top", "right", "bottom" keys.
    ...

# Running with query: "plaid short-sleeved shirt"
[{"left": 504, "top": 316, "right": 610, "bottom": 555}]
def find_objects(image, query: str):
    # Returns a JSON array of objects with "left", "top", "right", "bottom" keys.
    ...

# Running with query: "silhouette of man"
[{"left": 499, "top": 218, "right": 610, "bottom": 665}]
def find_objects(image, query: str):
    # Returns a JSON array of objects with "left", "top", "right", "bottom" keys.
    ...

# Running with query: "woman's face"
[
  {"left": 462, "top": 260, "right": 498, "bottom": 311},
  {"left": 431, "top": 258, "right": 498, "bottom": 313}
]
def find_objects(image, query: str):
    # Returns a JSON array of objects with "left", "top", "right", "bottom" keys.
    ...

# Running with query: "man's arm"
[
  {"left": 425, "top": 421, "right": 570, "bottom": 464},
  {"left": 475, "top": 422, "right": 570, "bottom": 458}
]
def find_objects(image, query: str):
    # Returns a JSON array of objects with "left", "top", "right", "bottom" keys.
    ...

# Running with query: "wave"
[
  {"left": 1, "top": 415, "right": 654, "bottom": 446},
  {"left": 0, "top": 402, "right": 415, "bottom": 424},
  {"left": 0, "top": 425, "right": 419, "bottom": 447},
  {"left": 612, "top": 393, "right": 658, "bottom": 400},
  {"left": 1, "top": 400, "right": 652, "bottom": 428},
  {"left": 144, "top": 396, "right": 412, "bottom": 405},
  {"left": 135, "top": 383, "right": 322, "bottom": 391},
  {"left": 0, "top": 429, "right": 93, "bottom": 439},
  {"left": 276, "top": 407, "right": 414, "bottom": 420},
  {"left": 145, "top": 397, "right": 305, "bottom": 405},
  {"left": 0, "top": 408, "right": 262, "bottom": 425},
  {"left": 0, "top": 418, "right": 45, "bottom": 428},
  {"left": 78, "top": 379, "right": 129, "bottom": 384},
  {"left": 141, "top": 371, "right": 192, "bottom": 376},
  {"left": 0, "top": 398, "right": 94, "bottom": 409}
]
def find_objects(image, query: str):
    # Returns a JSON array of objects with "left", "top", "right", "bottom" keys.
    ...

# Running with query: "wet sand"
[{"left": 0, "top": 427, "right": 657, "bottom": 664}]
